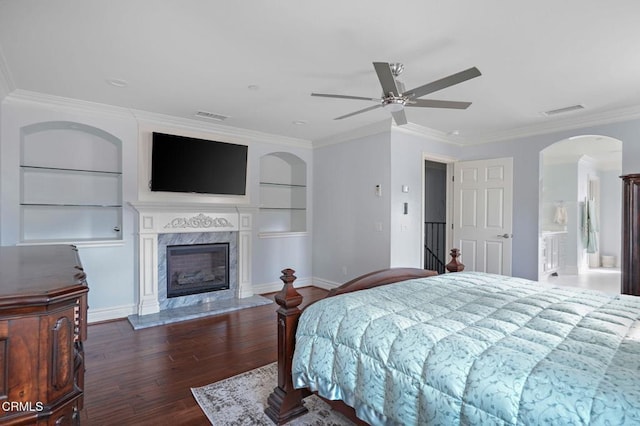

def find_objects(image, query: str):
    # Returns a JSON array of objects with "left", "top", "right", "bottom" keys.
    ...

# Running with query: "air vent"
[
  {"left": 542, "top": 104, "right": 585, "bottom": 116},
  {"left": 195, "top": 111, "right": 229, "bottom": 121}
]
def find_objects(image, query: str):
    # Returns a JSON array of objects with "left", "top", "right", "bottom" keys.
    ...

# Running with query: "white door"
[{"left": 452, "top": 157, "right": 513, "bottom": 275}]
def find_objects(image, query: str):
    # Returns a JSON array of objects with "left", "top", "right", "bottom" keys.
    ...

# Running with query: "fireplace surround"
[{"left": 130, "top": 203, "right": 253, "bottom": 316}]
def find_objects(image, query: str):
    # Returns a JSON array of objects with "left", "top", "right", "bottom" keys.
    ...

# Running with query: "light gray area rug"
[{"left": 191, "top": 362, "right": 354, "bottom": 425}]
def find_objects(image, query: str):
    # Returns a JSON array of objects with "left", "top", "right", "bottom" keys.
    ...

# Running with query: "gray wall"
[
  {"left": 459, "top": 119, "right": 640, "bottom": 279},
  {"left": 312, "top": 130, "right": 392, "bottom": 284},
  {"left": 599, "top": 169, "right": 622, "bottom": 265}
]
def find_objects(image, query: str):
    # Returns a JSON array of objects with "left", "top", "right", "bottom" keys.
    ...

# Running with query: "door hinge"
[{"left": 452, "top": 175, "right": 455, "bottom": 182}]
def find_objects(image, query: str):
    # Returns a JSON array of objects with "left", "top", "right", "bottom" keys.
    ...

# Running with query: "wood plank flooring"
[{"left": 80, "top": 286, "right": 328, "bottom": 425}]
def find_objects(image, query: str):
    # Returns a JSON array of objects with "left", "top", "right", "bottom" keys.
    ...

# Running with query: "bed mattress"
[{"left": 292, "top": 272, "right": 640, "bottom": 425}]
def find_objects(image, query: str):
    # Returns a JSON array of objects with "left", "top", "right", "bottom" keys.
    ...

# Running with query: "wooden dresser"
[{"left": 0, "top": 245, "right": 88, "bottom": 425}]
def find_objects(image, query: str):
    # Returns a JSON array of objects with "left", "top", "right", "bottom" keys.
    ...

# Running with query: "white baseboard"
[
  {"left": 311, "top": 277, "right": 341, "bottom": 291},
  {"left": 88, "top": 304, "right": 136, "bottom": 324},
  {"left": 252, "top": 276, "right": 313, "bottom": 295},
  {"left": 88, "top": 277, "right": 340, "bottom": 323}
]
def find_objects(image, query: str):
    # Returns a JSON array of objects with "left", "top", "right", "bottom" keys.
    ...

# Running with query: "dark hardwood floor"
[{"left": 80, "top": 286, "right": 328, "bottom": 426}]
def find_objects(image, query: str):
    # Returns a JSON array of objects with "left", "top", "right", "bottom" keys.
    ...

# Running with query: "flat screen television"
[{"left": 150, "top": 132, "right": 248, "bottom": 195}]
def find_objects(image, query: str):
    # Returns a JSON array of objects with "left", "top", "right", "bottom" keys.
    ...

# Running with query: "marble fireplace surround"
[{"left": 130, "top": 203, "right": 255, "bottom": 318}]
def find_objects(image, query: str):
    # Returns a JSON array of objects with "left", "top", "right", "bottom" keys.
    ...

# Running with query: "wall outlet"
[{"left": 342, "top": 266, "right": 348, "bottom": 275}]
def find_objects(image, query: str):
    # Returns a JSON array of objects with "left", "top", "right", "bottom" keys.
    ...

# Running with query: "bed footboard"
[{"left": 265, "top": 251, "right": 464, "bottom": 424}]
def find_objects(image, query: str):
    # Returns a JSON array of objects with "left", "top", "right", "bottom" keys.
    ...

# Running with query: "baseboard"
[
  {"left": 252, "top": 276, "right": 313, "bottom": 295},
  {"left": 310, "top": 277, "right": 341, "bottom": 291},
  {"left": 88, "top": 277, "right": 337, "bottom": 322},
  {"left": 88, "top": 304, "right": 136, "bottom": 324}
]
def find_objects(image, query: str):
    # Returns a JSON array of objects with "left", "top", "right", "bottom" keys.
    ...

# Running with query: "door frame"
[{"left": 421, "top": 152, "right": 456, "bottom": 270}]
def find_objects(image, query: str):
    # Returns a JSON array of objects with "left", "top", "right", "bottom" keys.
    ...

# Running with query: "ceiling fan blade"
[
  {"left": 334, "top": 104, "right": 382, "bottom": 120},
  {"left": 403, "top": 67, "right": 481, "bottom": 100},
  {"left": 312, "top": 93, "right": 380, "bottom": 102},
  {"left": 373, "top": 62, "right": 401, "bottom": 97},
  {"left": 408, "top": 99, "right": 472, "bottom": 109},
  {"left": 391, "top": 110, "right": 408, "bottom": 125}
]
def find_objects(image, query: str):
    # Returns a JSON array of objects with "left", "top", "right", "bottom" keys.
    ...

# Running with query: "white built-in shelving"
[
  {"left": 258, "top": 153, "right": 307, "bottom": 235},
  {"left": 19, "top": 121, "right": 123, "bottom": 244}
]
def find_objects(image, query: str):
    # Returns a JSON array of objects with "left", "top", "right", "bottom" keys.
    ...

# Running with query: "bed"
[{"left": 264, "top": 264, "right": 640, "bottom": 425}]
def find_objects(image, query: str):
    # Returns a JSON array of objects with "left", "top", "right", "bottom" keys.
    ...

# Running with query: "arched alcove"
[
  {"left": 258, "top": 152, "right": 307, "bottom": 234},
  {"left": 20, "top": 121, "right": 123, "bottom": 242},
  {"left": 539, "top": 135, "right": 622, "bottom": 288}
]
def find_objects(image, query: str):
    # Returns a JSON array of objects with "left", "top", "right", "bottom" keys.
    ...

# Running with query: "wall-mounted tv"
[{"left": 150, "top": 132, "right": 248, "bottom": 195}]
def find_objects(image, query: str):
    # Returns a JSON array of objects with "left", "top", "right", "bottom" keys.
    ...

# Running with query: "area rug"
[{"left": 191, "top": 362, "right": 354, "bottom": 425}]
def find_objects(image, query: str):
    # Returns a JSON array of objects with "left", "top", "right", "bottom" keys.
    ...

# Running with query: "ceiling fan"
[{"left": 312, "top": 62, "right": 481, "bottom": 125}]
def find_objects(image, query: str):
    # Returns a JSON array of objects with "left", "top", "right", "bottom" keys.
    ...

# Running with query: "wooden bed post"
[{"left": 265, "top": 268, "right": 308, "bottom": 424}]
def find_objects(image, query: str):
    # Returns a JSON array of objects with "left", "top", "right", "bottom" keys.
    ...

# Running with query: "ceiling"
[
  {"left": 542, "top": 136, "right": 622, "bottom": 171},
  {"left": 1, "top": 1, "right": 640, "bottom": 145}
]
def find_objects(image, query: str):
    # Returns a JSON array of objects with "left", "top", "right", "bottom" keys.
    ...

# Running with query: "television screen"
[{"left": 151, "top": 132, "right": 248, "bottom": 195}]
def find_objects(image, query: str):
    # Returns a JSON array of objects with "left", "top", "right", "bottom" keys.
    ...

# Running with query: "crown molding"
[
  {"left": 393, "top": 122, "right": 462, "bottom": 146},
  {"left": 6, "top": 89, "right": 136, "bottom": 119},
  {"left": 311, "top": 119, "right": 467, "bottom": 149},
  {"left": 465, "top": 104, "right": 640, "bottom": 145},
  {"left": 4, "top": 90, "right": 313, "bottom": 149},
  {"left": 131, "top": 109, "right": 312, "bottom": 149},
  {"left": 312, "top": 119, "right": 392, "bottom": 148}
]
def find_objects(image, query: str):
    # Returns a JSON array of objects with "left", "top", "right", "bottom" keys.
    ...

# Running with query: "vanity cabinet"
[
  {"left": 0, "top": 245, "right": 88, "bottom": 425},
  {"left": 541, "top": 231, "right": 566, "bottom": 275}
]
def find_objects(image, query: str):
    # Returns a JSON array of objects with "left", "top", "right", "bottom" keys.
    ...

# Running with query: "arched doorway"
[{"left": 539, "top": 135, "right": 622, "bottom": 293}]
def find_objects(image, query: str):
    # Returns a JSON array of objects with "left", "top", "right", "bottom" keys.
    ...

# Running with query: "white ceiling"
[
  {"left": 1, "top": 1, "right": 640, "bottom": 145},
  {"left": 542, "top": 136, "right": 622, "bottom": 170}
]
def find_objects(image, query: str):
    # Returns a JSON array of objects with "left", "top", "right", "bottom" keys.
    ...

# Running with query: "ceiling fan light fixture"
[{"left": 382, "top": 98, "right": 405, "bottom": 112}]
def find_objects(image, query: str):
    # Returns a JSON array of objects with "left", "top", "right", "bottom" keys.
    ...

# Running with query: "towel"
[
  {"left": 554, "top": 205, "right": 567, "bottom": 225},
  {"left": 582, "top": 199, "right": 598, "bottom": 253}
]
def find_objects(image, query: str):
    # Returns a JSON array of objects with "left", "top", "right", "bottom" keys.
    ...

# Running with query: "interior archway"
[{"left": 538, "top": 135, "right": 622, "bottom": 293}]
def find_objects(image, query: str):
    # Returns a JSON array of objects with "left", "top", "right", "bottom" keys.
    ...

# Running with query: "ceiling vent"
[
  {"left": 542, "top": 104, "right": 585, "bottom": 117},
  {"left": 195, "top": 111, "right": 229, "bottom": 121}
]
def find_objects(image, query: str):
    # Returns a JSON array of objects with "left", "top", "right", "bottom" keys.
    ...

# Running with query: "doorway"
[
  {"left": 539, "top": 135, "right": 622, "bottom": 292},
  {"left": 423, "top": 160, "right": 448, "bottom": 273}
]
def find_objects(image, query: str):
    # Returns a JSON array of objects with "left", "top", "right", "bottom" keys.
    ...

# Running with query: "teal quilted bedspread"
[{"left": 292, "top": 272, "right": 640, "bottom": 425}]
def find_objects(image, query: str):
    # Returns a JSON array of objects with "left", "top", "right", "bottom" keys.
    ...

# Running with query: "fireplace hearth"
[{"left": 166, "top": 243, "right": 229, "bottom": 298}]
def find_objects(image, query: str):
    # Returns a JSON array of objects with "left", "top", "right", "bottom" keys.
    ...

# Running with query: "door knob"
[{"left": 497, "top": 233, "right": 512, "bottom": 238}]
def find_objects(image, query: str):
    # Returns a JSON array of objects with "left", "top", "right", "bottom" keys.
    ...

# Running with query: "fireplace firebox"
[{"left": 166, "top": 243, "right": 229, "bottom": 298}]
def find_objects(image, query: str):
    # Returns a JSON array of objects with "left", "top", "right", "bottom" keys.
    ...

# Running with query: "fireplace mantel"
[{"left": 130, "top": 202, "right": 253, "bottom": 316}]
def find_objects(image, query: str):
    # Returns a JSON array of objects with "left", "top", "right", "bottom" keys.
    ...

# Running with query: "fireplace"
[
  {"left": 166, "top": 243, "right": 229, "bottom": 298},
  {"left": 130, "top": 203, "right": 253, "bottom": 316}
]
